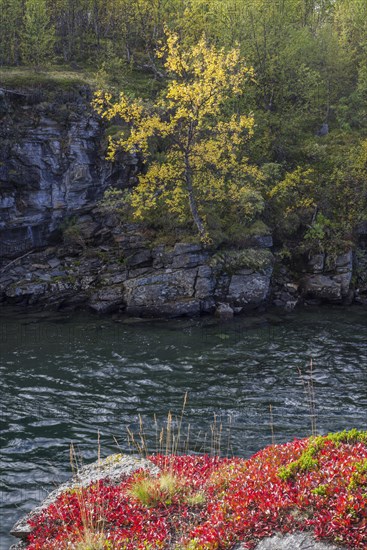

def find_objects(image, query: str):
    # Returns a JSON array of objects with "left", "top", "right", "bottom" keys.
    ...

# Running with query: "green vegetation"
[
  {"left": 129, "top": 473, "right": 181, "bottom": 507},
  {"left": 27, "top": 430, "right": 367, "bottom": 549},
  {"left": 94, "top": 31, "right": 262, "bottom": 243},
  {"left": 128, "top": 471, "right": 206, "bottom": 510},
  {"left": 1, "top": 0, "right": 366, "bottom": 252},
  {"left": 0, "top": 67, "right": 93, "bottom": 92},
  {"left": 210, "top": 249, "right": 273, "bottom": 275},
  {"left": 278, "top": 430, "right": 367, "bottom": 480},
  {"left": 21, "top": 0, "right": 55, "bottom": 68}
]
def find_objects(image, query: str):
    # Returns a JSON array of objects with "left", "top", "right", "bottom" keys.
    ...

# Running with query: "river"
[{"left": 1, "top": 306, "right": 366, "bottom": 549}]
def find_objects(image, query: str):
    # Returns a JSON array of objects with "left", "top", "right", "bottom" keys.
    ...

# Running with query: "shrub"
[{"left": 27, "top": 431, "right": 367, "bottom": 550}]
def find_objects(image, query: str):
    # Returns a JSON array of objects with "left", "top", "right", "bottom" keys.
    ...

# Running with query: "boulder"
[
  {"left": 244, "top": 235, "right": 273, "bottom": 248},
  {"left": 308, "top": 254, "right": 325, "bottom": 273},
  {"left": 5, "top": 281, "right": 47, "bottom": 304},
  {"left": 195, "top": 266, "right": 215, "bottom": 299},
  {"left": 332, "top": 272, "right": 352, "bottom": 297},
  {"left": 88, "top": 286, "right": 125, "bottom": 314},
  {"left": 226, "top": 267, "right": 272, "bottom": 309},
  {"left": 316, "top": 122, "right": 329, "bottom": 136},
  {"left": 172, "top": 243, "right": 208, "bottom": 269},
  {"left": 235, "top": 532, "right": 346, "bottom": 549},
  {"left": 173, "top": 243, "right": 202, "bottom": 255},
  {"left": 123, "top": 268, "right": 200, "bottom": 317},
  {"left": 125, "top": 248, "right": 152, "bottom": 268},
  {"left": 215, "top": 302, "right": 234, "bottom": 319},
  {"left": 335, "top": 250, "right": 353, "bottom": 271},
  {"left": 127, "top": 297, "right": 201, "bottom": 318},
  {"left": 302, "top": 275, "right": 342, "bottom": 302}
]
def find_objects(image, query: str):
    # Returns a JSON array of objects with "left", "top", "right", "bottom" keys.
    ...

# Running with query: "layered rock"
[
  {"left": 0, "top": 86, "right": 137, "bottom": 258},
  {"left": 0, "top": 235, "right": 274, "bottom": 317},
  {"left": 271, "top": 249, "right": 357, "bottom": 310},
  {"left": 301, "top": 251, "right": 353, "bottom": 303},
  {"left": 0, "top": 86, "right": 365, "bottom": 316}
]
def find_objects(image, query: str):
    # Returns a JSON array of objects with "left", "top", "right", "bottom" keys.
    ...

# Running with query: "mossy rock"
[{"left": 210, "top": 248, "right": 274, "bottom": 275}]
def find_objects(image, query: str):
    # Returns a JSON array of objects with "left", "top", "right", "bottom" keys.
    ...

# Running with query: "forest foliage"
[
  {"left": 1, "top": 0, "right": 366, "bottom": 251},
  {"left": 94, "top": 32, "right": 263, "bottom": 244}
]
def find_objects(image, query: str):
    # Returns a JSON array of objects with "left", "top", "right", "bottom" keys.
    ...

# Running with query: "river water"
[{"left": 1, "top": 306, "right": 367, "bottom": 549}]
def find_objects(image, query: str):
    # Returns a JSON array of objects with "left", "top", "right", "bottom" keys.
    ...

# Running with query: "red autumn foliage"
[{"left": 27, "top": 432, "right": 367, "bottom": 549}]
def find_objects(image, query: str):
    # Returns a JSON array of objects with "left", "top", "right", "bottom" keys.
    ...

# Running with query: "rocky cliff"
[
  {"left": 0, "top": 86, "right": 138, "bottom": 258},
  {"left": 0, "top": 87, "right": 366, "bottom": 316}
]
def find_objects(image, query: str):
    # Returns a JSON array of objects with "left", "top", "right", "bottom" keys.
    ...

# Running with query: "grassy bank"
[{"left": 0, "top": 67, "right": 95, "bottom": 91}]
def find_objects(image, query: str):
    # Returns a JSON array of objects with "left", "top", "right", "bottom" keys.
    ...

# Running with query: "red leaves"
[{"left": 27, "top": 436, "right": 367, "bottom": 549}]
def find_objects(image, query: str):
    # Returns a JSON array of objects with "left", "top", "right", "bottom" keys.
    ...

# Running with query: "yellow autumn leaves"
[{"left": 93, "top": 30, "right": 263, "bottom": 241}]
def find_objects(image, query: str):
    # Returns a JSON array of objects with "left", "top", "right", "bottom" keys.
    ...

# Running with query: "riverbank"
[
  {"left": 10, "top": 431, "right": 367, "bottom": 549},
  {"left": 1, "top": 84, "right": 366, "bottom": 318},
  {"left": 1, "top": 233, "right": 367, "bottom": 318}
]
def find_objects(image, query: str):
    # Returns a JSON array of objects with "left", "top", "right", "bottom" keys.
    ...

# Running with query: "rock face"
[
  {"left": 0, "top": 235, "right": 274, "bottom": 317},
  {"left": 355, "top": 223, "right": 367, "bottom": 305},
  {"left": 0, "top": 87, "right": 138, "bottom": 258},
  {"left": 0, "top": 86, "right": 365, "bottom": 317},
  {"left": 271, "top": 249, "right": 357, "bottom": 310},
  {"left": 301, "top": 251, "right": 353, "bottom": 303},
  {"left": 235, "top": 532, "right": 346, "bottom": 549},
  {"left": 226, "top": 268, "right": 273, "bottom": 309},
  {"left": 301, "top": 274, "right": 344, "bottom": 302},
  {"left": 0, "top": 88, "right": 274, "bottom": 317}
]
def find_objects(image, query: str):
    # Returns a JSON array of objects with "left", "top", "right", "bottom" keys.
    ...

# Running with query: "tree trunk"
[{"left": 184, "top": 153, "right": 206, "bottom": 239}]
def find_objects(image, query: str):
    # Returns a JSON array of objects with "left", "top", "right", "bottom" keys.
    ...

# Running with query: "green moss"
[
  {"left": 104, "top": 453, "right": 124, "bottom": 464},
  {"left": 278, "top": 443, "right": 319, "bottom": 481},
  {"left": 279, "top": 430, "right": 367, "bottom": 481},
  {"left": 210, "top": 248, "right": 273, "bottom": 275},
  {"left": 324, "top": 429, "right": 367, "bottom": 446}
]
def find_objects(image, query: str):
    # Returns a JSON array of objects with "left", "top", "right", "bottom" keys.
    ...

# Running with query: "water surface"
[{"left": 1, "top": 307, "right": 366, "bottom": 549}]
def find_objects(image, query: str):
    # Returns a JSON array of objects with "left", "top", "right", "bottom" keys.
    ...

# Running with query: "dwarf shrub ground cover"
[{"left": 27, "top": 432, "right": 367, "bottom": 550}]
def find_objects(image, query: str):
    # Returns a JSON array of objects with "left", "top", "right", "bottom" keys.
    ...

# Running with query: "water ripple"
[{"left": 1, "top": 307, "right": 367, "bottom": 549}]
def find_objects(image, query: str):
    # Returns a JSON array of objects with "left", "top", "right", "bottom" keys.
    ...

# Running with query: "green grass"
[
  {"left": 129, "top": 473, "right": 181, "bottom": 507},
  {"left": 0, "top": 66, "right": 95, "bottom": 91},
  {"left": 0, "top": 65, "right": 161, "bottom": 102}
]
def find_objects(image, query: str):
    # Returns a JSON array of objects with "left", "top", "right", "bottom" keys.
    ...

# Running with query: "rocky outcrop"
[
  {"left": 10, "top": 454, "right": 159, "bottom": 548},
  {"left": 271, "top": 249, "right": 358, "bottom": 310},
  {"left": 0, "top": 86, "right": 365, "bottom": 317},
  {"left": 0, "top": 234, "right": 275, "bottom": 317},
  {"left": 236, "top": 532, "right": 345, "bottom": 549},
  {"left": 2, "top": 210, "right": 366, "bottom": 317},
  {"left": 0, "top": 86, "right": 138, "bottom": 258},
  {"left": 355, "top": 222, "right": 367, "bottom": 305},
  {"left": 301, "top": 251, "right": 353, "bottom": 303},
  {"left": 10, "top": 454, "right": 348, "bottom": 550}
]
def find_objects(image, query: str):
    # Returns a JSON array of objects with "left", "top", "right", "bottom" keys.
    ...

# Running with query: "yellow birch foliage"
[{"left": 93, "top": 30, "right": 263, "bottom": 241}]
